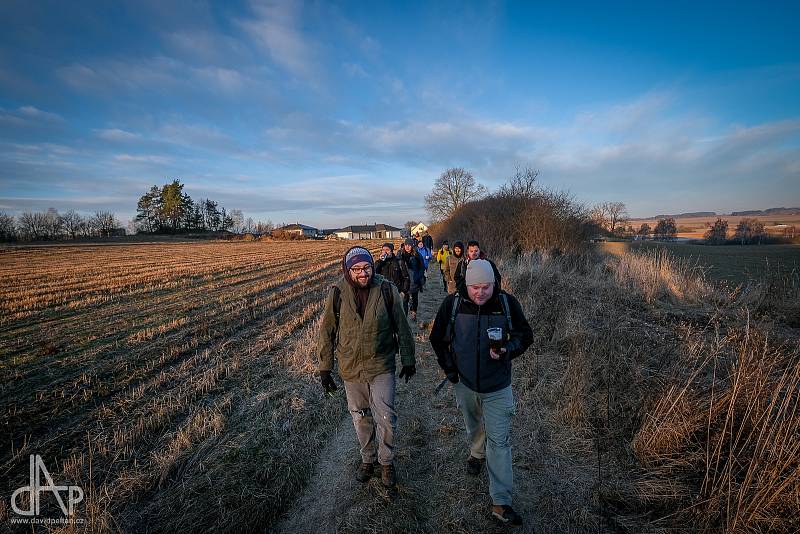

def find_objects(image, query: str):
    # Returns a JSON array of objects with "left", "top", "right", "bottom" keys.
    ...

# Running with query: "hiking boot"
[
  {"left": 381, "top": 463, "right": 396, "bottom": 487},
  {"left": 492, "top": 505, "right": 523, "bottom": 526},
  {"left": 466, "top": 455, "right": 484, "bottom": 476},
  {"left": 355, "top": 462, "right": 375, "bottom": 483},
  {"left": 409, "top": 310, "right": 417, "bottom": 322}
]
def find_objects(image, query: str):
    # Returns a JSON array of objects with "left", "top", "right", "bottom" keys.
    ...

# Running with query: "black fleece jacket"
[{"left": 429, "top": 283, "right": 533, "bottom": 393}]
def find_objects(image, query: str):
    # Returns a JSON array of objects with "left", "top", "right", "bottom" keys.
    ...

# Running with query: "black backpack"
[{"left": 444, "top": 291, "right": 513, "bottom": 345}]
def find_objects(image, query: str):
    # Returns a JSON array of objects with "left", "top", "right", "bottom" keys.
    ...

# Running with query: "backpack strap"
[
  {"left": 331, "top": 285, "right": 341, "bottom": 347},
  {"left": 499, "top": 292, "right": 513, "bottom": 336},
  {"left": 445, "top": 293, "right": 461, "bottom": 343}
]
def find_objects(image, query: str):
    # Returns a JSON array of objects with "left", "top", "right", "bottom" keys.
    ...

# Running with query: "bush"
[{"left": 431, "top": 175, "right": 591, "bottom": 256}]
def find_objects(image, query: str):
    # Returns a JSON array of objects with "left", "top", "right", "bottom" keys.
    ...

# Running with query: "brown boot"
[
  {"left": 355, "top": 462, "right": 375, "bottom": 483},
  {"left": 381, "top": 463, "right": 396, "bottom": 487}
]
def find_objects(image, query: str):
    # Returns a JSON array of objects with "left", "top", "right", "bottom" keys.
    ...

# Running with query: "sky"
[{"left": 1, "top": 0, "right": 799, "bottom": 229}]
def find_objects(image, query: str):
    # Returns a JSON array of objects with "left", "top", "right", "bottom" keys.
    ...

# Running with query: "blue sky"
[{"left": 1, "top": 0, "right": 798, "bottom": 228}]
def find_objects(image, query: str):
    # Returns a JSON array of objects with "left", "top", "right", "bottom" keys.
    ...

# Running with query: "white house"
[
  {"left": 410, "top": 222, "right": 428, "bottom": 236},
  {"left": 334, "top": 224, "right": 403, "bottom": 240}
]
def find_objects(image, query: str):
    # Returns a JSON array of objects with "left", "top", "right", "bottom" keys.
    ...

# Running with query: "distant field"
[
  {"left": 598, "top": 240, "right": 800, "bottom": 284},
  {"left": 628, "top": 214, "right": 800, "bottom": 239}
]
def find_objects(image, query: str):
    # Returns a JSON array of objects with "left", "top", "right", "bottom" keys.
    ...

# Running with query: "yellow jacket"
[{"left": 436, "top": 247, "right": 450, "bottom": 266}]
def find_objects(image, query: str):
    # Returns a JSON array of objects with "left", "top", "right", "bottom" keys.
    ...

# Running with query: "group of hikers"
[{"left": 317, "top": 231, "right": 533, "bottom": 527}]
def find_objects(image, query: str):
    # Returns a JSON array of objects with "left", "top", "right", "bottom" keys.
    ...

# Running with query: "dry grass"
[{"left": 497, "top": 247, "right": 799, "bottom": 532}]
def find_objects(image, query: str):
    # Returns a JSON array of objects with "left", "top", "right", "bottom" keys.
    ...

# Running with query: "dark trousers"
[{"left": 403, "top": 288, "right": 419, "bottom": 314}]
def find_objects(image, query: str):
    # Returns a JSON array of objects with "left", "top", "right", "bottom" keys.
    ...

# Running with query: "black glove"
[
  {"left": 398, "top": 365, "right": 416, "bottom": 383},
  {"left": 446, "top": 370, "right": 459, "bottom": 384},
  {"left": 319, "top": 370, "right": 337, "bottom": 394}
]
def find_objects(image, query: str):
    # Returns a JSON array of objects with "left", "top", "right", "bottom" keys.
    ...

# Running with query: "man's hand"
[
  {"left": 399, "top": 292, "right": 405, "bottom": 299},
  {"left": 489, "top": 347, "right": 507, "bottom": 360},
  {"left": 319, "top": 370, "right": 338, "bottom": 394},
  {"left": 399, "top": 365, "right": 416, "bottom": 383}
]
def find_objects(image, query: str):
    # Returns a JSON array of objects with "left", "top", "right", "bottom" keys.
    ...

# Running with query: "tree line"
[{"left": 0, "top": 208, "right": 120, "bottom": 241}]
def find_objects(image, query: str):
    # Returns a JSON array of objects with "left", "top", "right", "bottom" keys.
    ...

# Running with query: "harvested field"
[{"left": 0, "top": 239, "right": 387, "bottom": 531}]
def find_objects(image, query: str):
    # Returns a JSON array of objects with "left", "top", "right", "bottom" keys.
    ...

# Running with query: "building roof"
[
  {"left": 278, "top": 223, "right": 318, "bottom": 231},
  {"left": 335, "top": 223, "right": 402, "bottom": 233}
]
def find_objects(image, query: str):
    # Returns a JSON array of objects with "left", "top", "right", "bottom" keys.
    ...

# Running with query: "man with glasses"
[{"left": 317, "top": 246, "right": 416, "bottom": 488}]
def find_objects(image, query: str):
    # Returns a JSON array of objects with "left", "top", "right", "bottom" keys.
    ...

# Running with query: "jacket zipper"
[{"left": 476, "top": 303, "right": 481, "bottom": 392}]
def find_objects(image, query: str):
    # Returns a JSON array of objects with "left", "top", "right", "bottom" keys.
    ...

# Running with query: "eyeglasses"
[{"left": 350, "top": 266, "right": 373, "bottom": 274}]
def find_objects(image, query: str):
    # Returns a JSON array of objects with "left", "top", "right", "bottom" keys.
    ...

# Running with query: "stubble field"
[{"left": 0, "top": 239, "right": 385, "bottom": 531}]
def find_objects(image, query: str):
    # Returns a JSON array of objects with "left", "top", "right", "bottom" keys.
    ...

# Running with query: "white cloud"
[
  {"left": 113, "top": 154, "right": 172, "bottom": 164},
  {"left": 94, "top": 128, "right": 141, "bottom": 141},
  {"left": 239, "top": 0, "right": 315, "bottom": 80}
]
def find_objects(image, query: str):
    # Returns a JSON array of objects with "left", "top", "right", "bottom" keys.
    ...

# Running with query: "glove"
[
  {"left": 398, "top": 365, "right": 416, "bottom": 383},
  {"left": 446, "top": 370, "right": 459, "bottom": 384},
  {"left": 319, "top": 370, "right": 337, "bottom": 394}
]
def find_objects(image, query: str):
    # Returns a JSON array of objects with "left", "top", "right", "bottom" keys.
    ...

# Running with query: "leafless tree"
[
  {"left": 497, "top": 166, "right": 539, "bottom": 199},
  {"left": 425, "top": 167, "right": 487, "bottom": 222},
  {"left": 0, "top": 212, "right": 16, "bottom": 241},
  {"left": 60, "top": 210, "right": 85, "bottom": 239},
  {"left": 91, "top": 210, "right": 119, "bottom": 237},
  {"left": 18, "top": 211, "right": 48, "bottom": 240},
  {"left": 230, "top": 209, "right": 245, "bottom": 233},
  {"left": 604, "top": 202, "right": 628, "bottom": 233}
]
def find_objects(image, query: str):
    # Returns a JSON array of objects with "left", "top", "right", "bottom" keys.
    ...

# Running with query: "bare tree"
[
  {"left": 498, "top": 166, "right": 539, "bottom": 199},
  {"left": 230, "top": 209, "right": 244, "bottom": 234},
  {"left": 704, "top": 218, "right": 728, "bottom": 244},
  {"left": 18, "top": 211, "right": 48, "bottom": 240},
  {"left": 604, "top": 202, "right": 628, "bottom": 233},
  {"left": 425, "top": 167, "right": 487, "bottom": 222},
  {"left": 91, "top": 210, "right": 119, "bottom": 237},
  {"left": 589, "top": 205, "right": 608, "bottom": 231},
  {"left": 60, "top": 210, "right": 84, "bottom": 239},
  {"left": 0, "top": 212, "right": 16, "bottom": 241}
]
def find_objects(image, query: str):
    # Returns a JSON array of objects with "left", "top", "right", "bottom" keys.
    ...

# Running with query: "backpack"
[
  {"left": 331, "top": 280, "right": 399, "bottom": 348},
  {"left": 444, "top": 291, "right": 513, "bottom": 345}
]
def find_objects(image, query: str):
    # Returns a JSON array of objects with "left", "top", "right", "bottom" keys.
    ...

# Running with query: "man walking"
[
  {"left": 453, "top": 240, "right": 501, "bottom": 290},
  {"left": 429, "top": 259, "right": 533, "bottom": 526},
  {"left": 443, "top": 241, "right": 463, "bottom": 294},
  {"left": 399, "top": 238, "right": 425, "bottom": 321},
  {"left": 436, "top": 241, "right": 450, "bottom": 286},
  {"left": 375, "top": 242, "right": 410, "bottom": 298},
  {"left": 317, "top": 246, "right": 416, "bottom": 488}
]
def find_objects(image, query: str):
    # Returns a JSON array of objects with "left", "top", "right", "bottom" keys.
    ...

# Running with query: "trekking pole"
[{"left": 433, "top": 377, "right": 449, "bottom": 395}]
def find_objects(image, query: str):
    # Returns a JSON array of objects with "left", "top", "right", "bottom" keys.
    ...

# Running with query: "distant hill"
[
  {"left": 652, "top": 211, "right": 716, "bottom": 219},
  {"left": 640, "top": 207, "right": 800, "bottom": 220},
  {"left": 730, "top": 207, "right": 800, "bottom": 216}
]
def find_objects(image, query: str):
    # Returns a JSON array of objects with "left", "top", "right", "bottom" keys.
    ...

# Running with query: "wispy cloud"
[{"left": 239, "top": 0, "right": 316, "bottom": 80}]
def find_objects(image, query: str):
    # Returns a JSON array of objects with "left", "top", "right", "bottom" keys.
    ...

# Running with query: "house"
[
  {"left": 334, "top": 223, "right": 403, "bottom": 240},
  {"left": 410, "top": 222, "right": 428, "bottom": 237},
  {"left": 276, "top": 223, "right": 319, "bottom": 237}
]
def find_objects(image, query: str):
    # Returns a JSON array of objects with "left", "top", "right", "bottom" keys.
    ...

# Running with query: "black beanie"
[{"left": 383, "top": 242, "right": 394, "bottom": 251}]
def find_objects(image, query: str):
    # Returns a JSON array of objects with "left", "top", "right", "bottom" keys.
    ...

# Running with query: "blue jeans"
[{"left": 454, "top": 382, "right": 516, "bottom": 505}]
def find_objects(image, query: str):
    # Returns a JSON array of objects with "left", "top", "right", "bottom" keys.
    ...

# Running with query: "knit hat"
[
  {"left": 343, "top": 246, "right": 373, "bottom": 271},
  {"left": 465, "top": 259, "right": 495, "bottom": 286},
  {"left": 404, "top": 238, "right": 414, "bottom": 246},
  {"left": 382, "top": 242, "right": 394, "bottom": 251}
]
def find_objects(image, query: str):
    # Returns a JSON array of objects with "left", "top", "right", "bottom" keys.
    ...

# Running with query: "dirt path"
[{"left": 274, "top": 266, "right": 537, "bottom": 533}]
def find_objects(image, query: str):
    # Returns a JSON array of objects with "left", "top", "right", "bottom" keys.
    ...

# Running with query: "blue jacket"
[
  {"left": 417, "top": 246, "right": 432, "bottom": 269},
  {"left": 400, "top": 249, "right": 426, "bottom": 289}
]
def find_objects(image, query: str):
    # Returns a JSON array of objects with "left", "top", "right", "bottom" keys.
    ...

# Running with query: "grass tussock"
[{"left": 497, "top": 247, "right": 799, "bottom": 532}]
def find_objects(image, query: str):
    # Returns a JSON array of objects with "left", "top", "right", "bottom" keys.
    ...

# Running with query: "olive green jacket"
[{"left": 317, "top": 274, "right": 415, "bottom": 383}]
